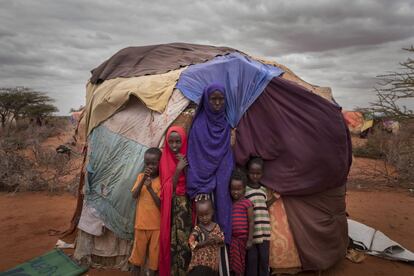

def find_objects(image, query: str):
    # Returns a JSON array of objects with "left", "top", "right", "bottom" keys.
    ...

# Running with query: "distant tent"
[
  {"left": 343, "top": 111, "right": 365, "bottom": 134},
  {"left": 68, "top": 42, "right": 351, "bottom": 272}
]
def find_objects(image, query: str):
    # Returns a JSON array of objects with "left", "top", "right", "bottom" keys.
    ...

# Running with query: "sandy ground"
[
  {"left": 1, "top": 130, "right": 413, "bottom": 275},
  {"left": 0, "top": 187, "right": 413, "bottom": 275}
]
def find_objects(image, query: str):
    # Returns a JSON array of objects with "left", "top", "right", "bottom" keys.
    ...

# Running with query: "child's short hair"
[
  {"left": 230, "top": 168, "right": 248, "bottom": 187},
  {"left": 145, "top": 147, "right": 162, "bottom": 159},
  {"left": 247, "top": 156, "right": 264, "bottom": 169}
]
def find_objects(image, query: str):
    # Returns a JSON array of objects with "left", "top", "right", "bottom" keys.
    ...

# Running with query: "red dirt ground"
[
  {"left": 1, "top": 131, "right": 413, "bottom": 276},
  {"left": 0, "top": 186, "right": 413, "bottom": 275}
]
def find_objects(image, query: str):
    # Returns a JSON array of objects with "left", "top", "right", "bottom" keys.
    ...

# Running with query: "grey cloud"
[{"left": 0, "top": 0, "right": 413, "bottom": 114}]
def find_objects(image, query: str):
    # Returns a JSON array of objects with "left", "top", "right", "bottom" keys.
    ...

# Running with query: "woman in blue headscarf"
[{"left": 187, "top": 83, "right": 234, "bottom": 245}]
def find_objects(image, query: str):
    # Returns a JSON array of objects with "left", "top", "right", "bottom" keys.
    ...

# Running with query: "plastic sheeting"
[
  {"left": 348, "top": 219, "right": 414, "bottom": 263},
  {"left": 176, "top": 52, "right": 284, "bottom": 127},
  {"left": 85, "top": 126, "right": 148, "bottom": 240}
]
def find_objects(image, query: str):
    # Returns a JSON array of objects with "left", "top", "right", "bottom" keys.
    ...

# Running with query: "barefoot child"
[
  {"left": 129, "top": 148, "right": 162, "bottom": 276},
  {"left": 188, "top": 199, "right": 224, "bottom": 276},
  {"left": 245, "top": 157, "right": 276, "bottom": 276},
  {"left": 229, "top": 169, "right": 254, "bottom": 276}
]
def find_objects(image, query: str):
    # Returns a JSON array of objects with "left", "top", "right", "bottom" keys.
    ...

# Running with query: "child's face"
[
  {"left": 248, "top": 163, "right": 263, "bottom": 185},
  {"left": 144, "top": 153, "right": 160, "bottom": 177},
  {"left": 230, "top": 179, "right": 245, "bottom": 201},
  {"left": 197, "top": 201, "right": 214, "bottom": 226},
  {"left": 167, "top": 131, "right": 182, "bottom": 154},
  {"left": 209, "top": 90, "right": 225, "bottom": 112}
]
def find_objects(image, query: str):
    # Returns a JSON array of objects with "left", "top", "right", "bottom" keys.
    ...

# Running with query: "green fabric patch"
[
  {"left": 1, "top": 249, "right": 87, "bottom": 276},
  {"left": 86, "top": 125, "right": 148, "bottom": 240}
]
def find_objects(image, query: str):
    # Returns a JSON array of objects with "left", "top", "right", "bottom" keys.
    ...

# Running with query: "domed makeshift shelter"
[{"left": 68, "top": 43, "right": 351, "bottom": 273}]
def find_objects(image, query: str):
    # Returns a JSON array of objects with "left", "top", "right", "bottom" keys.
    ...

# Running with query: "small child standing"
[
  {"left": 188, "top": 199, "right": 225, "bottom": 276},
  {"left": 245, "top": 157, "right": 276, "bottom": 276},
  {"left": 229, "top": 169, "right": 254, "bottom": 276},
  {"left": 129, "top": 147, "right": 162, "bottom": 276}
]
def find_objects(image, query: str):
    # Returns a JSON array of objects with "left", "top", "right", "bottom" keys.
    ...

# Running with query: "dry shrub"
[
  {"left": 0, "top": 148, "right": 50, "bottom": 192},
  {"left": 353, "top": 121, "right": 414, "bottom": 187},
  {"left": 0, "top": 149, "right": 34, "bottom": 191},
  {"left": 32, "top": 143, "right": 80, "bottom": 193},
  {"left": 0, "top": 117, "right": 81, "bottom": 192},
  {"left": 386, "top": 124, "right": 414, "bottom": 185}
]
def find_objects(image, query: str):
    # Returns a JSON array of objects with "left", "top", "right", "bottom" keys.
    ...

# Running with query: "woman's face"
[
  {"left": 208, "top": 90, "right": 225, "bottom": 112},
  {"left": 167, "top": 131, "right": 182, "bottom": 154}
]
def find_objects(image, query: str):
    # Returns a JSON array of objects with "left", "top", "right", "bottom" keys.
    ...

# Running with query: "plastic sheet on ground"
[{"left": 348, "top": 219, "right": 414, "bottom": 264}]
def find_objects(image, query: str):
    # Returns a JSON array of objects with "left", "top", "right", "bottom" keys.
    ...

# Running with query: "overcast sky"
[{"left": 1, "top": 0, "right": 413, "bottom": 114}]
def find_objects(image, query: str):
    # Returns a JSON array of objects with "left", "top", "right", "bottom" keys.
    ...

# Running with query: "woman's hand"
[{"left": 176, "top": 153, "right": 188, "bottom": 172}]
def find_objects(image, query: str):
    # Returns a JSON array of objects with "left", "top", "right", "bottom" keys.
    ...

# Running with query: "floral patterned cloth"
[
  {"left": 170, "top": 195, "right": 192, "bottom": 275},
  {"left": 269, "top": 196, "right": 301, "bottom": 269}
]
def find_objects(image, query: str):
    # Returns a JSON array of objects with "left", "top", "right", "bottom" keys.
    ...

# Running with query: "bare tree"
[{"left": 371, "top": 46, "right": 414, "bottom": 120}]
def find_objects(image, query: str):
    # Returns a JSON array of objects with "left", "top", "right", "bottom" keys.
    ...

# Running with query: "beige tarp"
[{"left": 83, "top": 68, "right": 185, "bottom": 136}]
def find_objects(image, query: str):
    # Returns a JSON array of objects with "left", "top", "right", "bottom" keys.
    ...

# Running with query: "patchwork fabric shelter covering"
[
  {"left": 176, "top": 52, "right": 284, "bottom": 127},
  {"left": 343, "top": 111, "right": 364, "bottom": 133},
  {"left": 84, "top": 91, "right": 189, "bottom": 240},
  {"left": 71, "top": 43, "right": 351, "bottom": 272},
  {"left": 342, "top": 111, "right": 374, "bottom": 134},
  {"left": 234, "top": 77, "right": 352, "bottom": 195},
  {"left": 90, "top": 43, "right": 236, "bottom": 84}
]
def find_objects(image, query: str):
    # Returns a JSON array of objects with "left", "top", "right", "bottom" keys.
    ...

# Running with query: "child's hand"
[
  {"left": 246, "top": 239, "right": 253, "bottom": 249},
  {"left": 144, "top": 167, "right": 152, "bottom": 179},
  {"left": 212, "top": 236, "right": 224, "bottom": 244},
  {"left": 144, "top": 178, "right": 152, "bottom": 189},
  {"left": 176, "top": 154, "right": 188, "bottom": 171}
]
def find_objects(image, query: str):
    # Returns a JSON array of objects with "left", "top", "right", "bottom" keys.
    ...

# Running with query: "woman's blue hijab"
[{"left": 187, "top": 83, "right": 234, "bottom": 244}]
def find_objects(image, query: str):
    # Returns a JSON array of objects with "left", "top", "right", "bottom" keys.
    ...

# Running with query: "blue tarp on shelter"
[{"left": 176, "top": 52, "right": 284, "bottom": 127}]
